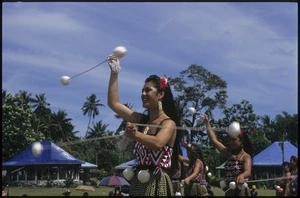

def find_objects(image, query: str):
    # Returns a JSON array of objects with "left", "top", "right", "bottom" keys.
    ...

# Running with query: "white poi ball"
[
  {"left": 278, "top": 188, "right": 284, "bottom": 193},
  {"left": 207, "top": 172, "right": 212, "bottom": 177},
  {"left": 196, "top": 118, "right": 203, "bottom": 125},
  {"left": 175, "top": 192, "right": 181, "bottom": 196},
  {"left": 196, "top": 114, "right": 205, "bottom": 125},
  {"left": 32, "top": 141, "right": 43, "bottom": 157},
  {"left": 220, "top": 180, "right": 227, "bottom": 189},
  {"left": 60, "top": 76, "right": 71, "bottom": 86},
  {"left": 188, "top": 107, "right": 196, "bottom": 115},
  {"left": 229, "top": 181, "right": 236, "bottom": 189},
  {"left": 123, "top": 167, "right": 134, "bottom": 181},
  {"left": 238, "top": 182, "right": 248, "bottom": 189},
  {"left": 228, "top": 121, "right": 241, "bottom": 137},
  {"left": 113, "top": 46, "right": 127, "bottom": 58},
  {"left": 205, "top": 166, "right": 209, "bottom": 172},
  {"left": 137, "top": 170, "right": 150, "bottom": 183}
]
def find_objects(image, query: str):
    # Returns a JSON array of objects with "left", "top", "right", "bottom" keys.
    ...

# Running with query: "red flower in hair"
[{"left": 160, "top": 77, "right": 168, "bottom": 90}]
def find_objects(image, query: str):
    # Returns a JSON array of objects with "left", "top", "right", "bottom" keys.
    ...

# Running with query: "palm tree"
[
  {"left": 260, "top": 115, "right": 274, "bottom": 143},
  {"left": 49, "top": 110, "right": 78, "bottom": 142},
  {"left": 82, "top": 94, "right": 104, "bottom": 134},
  {"left": 85, "top": 120, "right": 115, "bottom": 165},
  {"left": 17, "top": 90, "right": 32, "bottom": 104},
  {"left": 86, "top": 120, "right": 109, "bottom": 139},
  {"left": 31, "top": 93, "right": 51, "bottom": 134},
  {"left": 31, "top": 93, "right": 50, "bottom": 113},
  {"left": 275, "top": 111, "right": 297, "bottom": 145},
  {"left": 2, "top": 89, "right": 10, "bottom": 105}
]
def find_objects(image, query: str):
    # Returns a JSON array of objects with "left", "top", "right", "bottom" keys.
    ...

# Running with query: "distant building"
[{"left": 2, "top": 141, "right": 97, "bottom": 187}]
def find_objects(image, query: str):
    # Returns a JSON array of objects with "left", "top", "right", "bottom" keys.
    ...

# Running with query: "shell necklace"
[{"left": 143, "top": 113, "right": 165, "bottom": 134}]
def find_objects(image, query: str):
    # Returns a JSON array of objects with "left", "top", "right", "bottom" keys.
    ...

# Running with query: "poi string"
[
  {"left": 58, "top": 123, "right": 254, "bottom": 147},
  {"left": 68, "top": 45, "right": 126, "bottom": 79},
  {"left": 70, "top": 58, "right": 109, "bottom": 79},
  {"left": 223, "top": 175, "right": 298, "bottom": 192},
  {"left": 223, "top": 175, "right": 298, "bottom": 193},
  {"left": 58, "top": 134, "right": 122, "bottom": 146},
  {"left": 57, "top": 123, "right": 244, "bottom": 146},
  {"left": 247, "top": 175, "right": 298, "bottom": 183},
  {"left": 133, "top": 123, "right": 227, "bottom": 132}
]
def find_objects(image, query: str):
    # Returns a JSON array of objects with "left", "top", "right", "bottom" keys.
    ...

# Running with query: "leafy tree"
[
  {"left": 169, "top": 64, "right": 228, "bottom": 121},
  {"left": 2, "top": 91, "right": 45, "bottom": 159},
  {"left": 273, "top": 112, "right": 298, "bottom": 146},
  {"left": 216, "top": 100, "right": 268, "bottom": 155},
  {"left": 63, "top": 140, "right": 91, "bottom": 164},
  {"left": 173, "top": 97, "right": 190, "bottom": 143},
  {"left": 96, "top": 147, "right": 120, "bottom": 174},
  {"left": 220, "top": 100, "right": 259, "bottom": 130},
  {"left": 202, "top": 147, "right": 224, "bottom": 176},
  {"left": 80, "top": 120, "right": 118, "bottom": 169},
  {"left": 82, "top": 94, "right": 104, "bottom": 134},
  {"left": 168, "top": 64, "right": 228, "bottom": 143}
]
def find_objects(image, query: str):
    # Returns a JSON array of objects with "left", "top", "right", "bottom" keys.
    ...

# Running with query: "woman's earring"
[{"left": 158, "top": 101, "right": 162, "bottom": 110}]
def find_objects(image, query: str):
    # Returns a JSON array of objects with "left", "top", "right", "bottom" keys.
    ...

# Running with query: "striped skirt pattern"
[{"left": 129, "top": 171, "right": 174, "bottom": 196}]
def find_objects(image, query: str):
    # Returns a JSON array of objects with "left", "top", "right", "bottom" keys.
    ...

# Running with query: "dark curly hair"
[{"left": 238, "top": 130, "right": 253, "bottom": 158}]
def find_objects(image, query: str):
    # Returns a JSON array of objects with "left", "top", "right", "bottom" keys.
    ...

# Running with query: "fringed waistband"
[{"left": 133, "top": 164, "right": 171, "bottom": 177}]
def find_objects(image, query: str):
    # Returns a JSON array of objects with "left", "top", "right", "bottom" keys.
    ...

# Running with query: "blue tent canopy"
[
  {"left": 2, "top": 140, "right": 84, "bottom": 166},
  {"left": 115, "top": 159, "right": 139, "bottom": 170},
  {"left": 180, "top": 146, "right": 187, "bottom": 157},
  {"left": 253, "top": 141, "right": 298, "bottom": 166}
]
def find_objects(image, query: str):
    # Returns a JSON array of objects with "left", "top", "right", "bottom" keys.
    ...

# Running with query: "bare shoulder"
[
  {"left": 196, "top": 159, "right": 204, "bottom": 167},
  {"left": 242, "top": 152, "right": 252, "bottom": 162},
  {"left": 160, "top": 117, "right": 176, "bottom": 126}
]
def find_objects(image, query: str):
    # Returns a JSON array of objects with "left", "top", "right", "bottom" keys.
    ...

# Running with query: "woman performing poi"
[{"left": 106, "top": 56, "right": 181, "bottom": 196}]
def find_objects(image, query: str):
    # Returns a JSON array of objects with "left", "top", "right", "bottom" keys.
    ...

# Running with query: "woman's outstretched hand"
[
  {"left": 125, "top": 122, "right": 137, "bottom": 139},
  {"left": 108, "top": 56, "right": 121, "bottom": 74},
  {"left": 203, "top": 114, "right": 209, "bottom": 125}
]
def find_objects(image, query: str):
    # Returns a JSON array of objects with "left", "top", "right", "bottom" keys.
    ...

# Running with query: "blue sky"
[{"left": 2, "top": 2, "right": 298, "bottom": 138}]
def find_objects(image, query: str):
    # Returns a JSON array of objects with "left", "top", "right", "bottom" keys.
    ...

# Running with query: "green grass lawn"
[
  {"left": 210, "top": 186, "right": 276, "bottom": 196},
  {"left": 5, "top": 186, "right": 114, "bottom": 197},
  {"left": 5, "top": 186, "right": 276, "bottom": 196}
]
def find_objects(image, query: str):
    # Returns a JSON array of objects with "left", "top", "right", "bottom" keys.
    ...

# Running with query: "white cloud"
[{"left": 2, "top": 2, "right": 297, "bottom": 138}]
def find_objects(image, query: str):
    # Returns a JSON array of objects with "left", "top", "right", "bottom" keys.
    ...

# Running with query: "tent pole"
[
  {"left": 281, "top": 133, "right": 284, "bottom": 163},
  {"left": 35, "top": 168, "right": 37, "bottom": 181}
]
